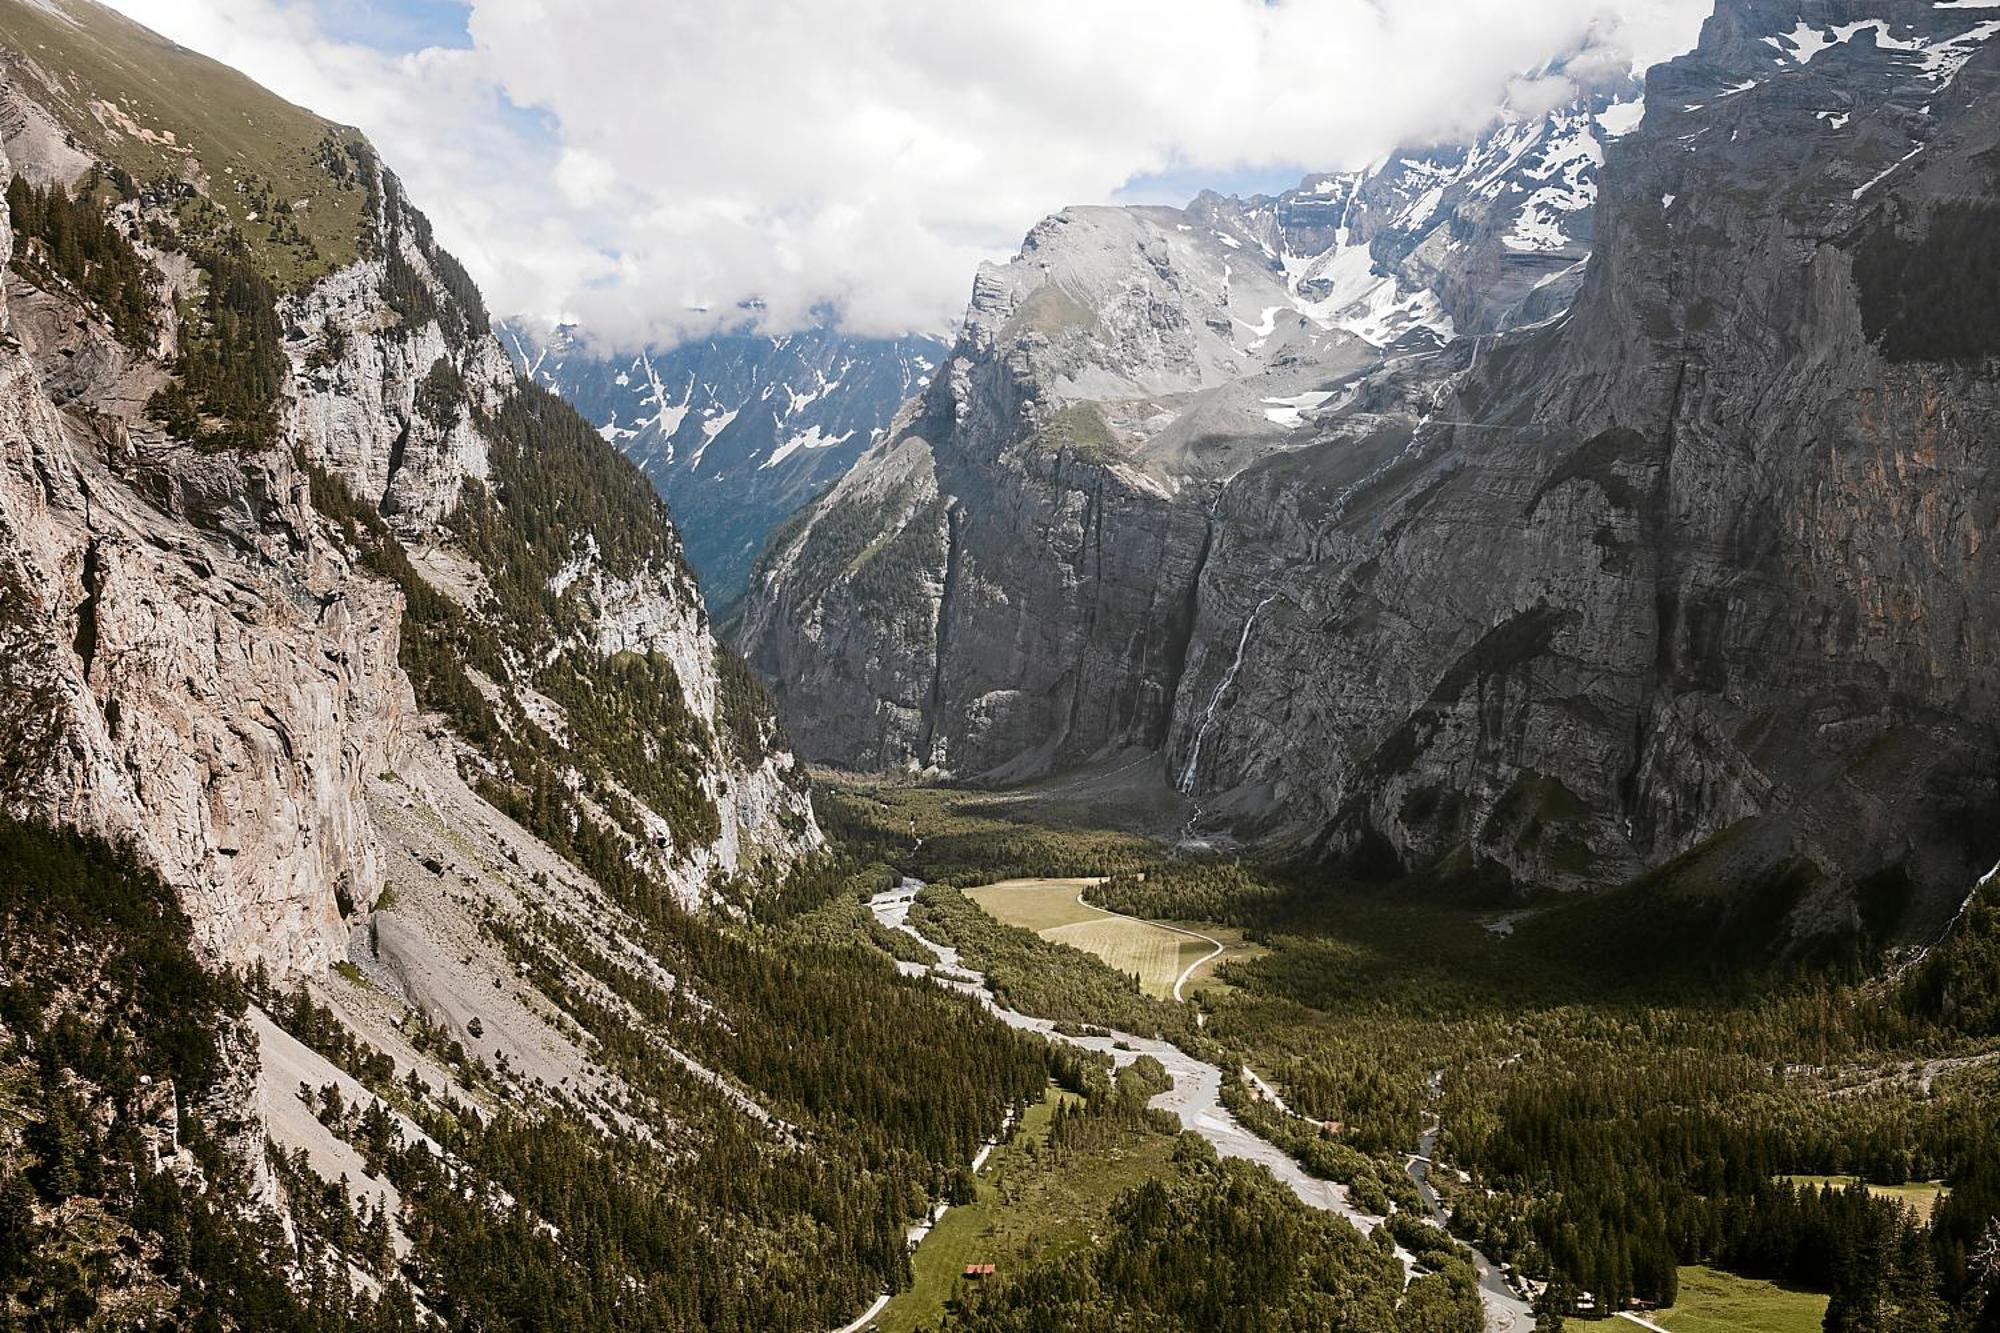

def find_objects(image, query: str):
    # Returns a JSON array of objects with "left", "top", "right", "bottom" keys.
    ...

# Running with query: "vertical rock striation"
[
  {"left": 741, "top": 1, "right": 2000, "bottom": 938},
  {"left": 0, "top": 10, "right": 817, "bottom": 976}
]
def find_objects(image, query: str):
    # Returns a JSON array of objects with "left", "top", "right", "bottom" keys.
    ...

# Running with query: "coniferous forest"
[{"left": 4, "top": 2, "right": 2000, "bottom": 1331}]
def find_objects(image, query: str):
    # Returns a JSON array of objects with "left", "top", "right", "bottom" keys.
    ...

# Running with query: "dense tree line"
[
  {"left": 714, "top": 641, "right": 780, "bottom": 768},
  {"left": 812, "top": 780, "right": 1165, "bottom": 888},
  {"left": 783, "top": 488, "right": 922, "bottom": 608},
  {"left": 1411, "top": 883, "right": 2000, "bottom": 1319},
  {"left": 366, "top": 159, "right": 487, "bottom": 348},
  {"left": 383, "top": 1108, "right": 917, "bottom": 1330},
  {"left": 1090, "top": 861, "right": 1284, "bottom": 926},
  {"left": 149, "top": 248, "right": 286, "bottom": 450},
  {"left": 6, "top": 172, "right": 154, "bottom": 348},
  {"left": 0, "top": 817, "right": 426, "bottom": 1329},
  {"left": 939, "top": 1147, "right": 1467, "bottom": 1332},
  {"left": 456, "top": 382, "right": 695, "bottom": 625},
  {"left": 916, "top": 1034, "right": 1469, "bottom": 1332},
  {"left": 1220, "top": 1079, "right": 1425, "bottom": 1220},
  {"left": 1430, "top": 1037, "right": 2000, "bottom": 1321},
  {"left": 847, "top": 497, "right": 951, "bottom": 608},
  {"left": 1901, "top": 878, "right": 2000, "bottom": 1037},
  {"left": 412, "top": 356, "right": 466, "bottom": 430}
]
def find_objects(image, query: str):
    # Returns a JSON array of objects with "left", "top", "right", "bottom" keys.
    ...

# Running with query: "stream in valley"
[{"left": 862, "top": 879, "right": 1535, "bottom": 1332}]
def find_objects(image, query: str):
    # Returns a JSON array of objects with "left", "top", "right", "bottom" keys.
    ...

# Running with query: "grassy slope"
[
  {"left": 1656, "top": 1265, "right": 1828, "bottom": 1333},
  {"left": 1039, "top": 918, "right": 1204, "bottom": 999},
  {"left": 1776, "top": 1175, "right": 1950, "bottom": 1223},
  {"left": 0, "top": 0, "right": 365, "bottom": 283},
  {"left": 874, "top": 1088, "right": 1176, "bottom": 1333}
]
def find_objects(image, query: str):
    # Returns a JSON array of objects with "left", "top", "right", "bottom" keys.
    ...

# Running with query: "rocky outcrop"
[
  {"left": 0, "top": 165, "right": 406, "bottom": 975},
  {"left": 287, "top": 253, "right": 507, "bottom": 529},
  {"left": 0, "top": 26, "right": 817, "bottom": 977},
  {"left": 738, "top": 87, "right": 1630, "bottom": 780},
  {"left": 278, "top": 167, "right": 821, "bottom": 907},
  {"left": 743, "top": 0, "right": 2000, "bottom": 940}
]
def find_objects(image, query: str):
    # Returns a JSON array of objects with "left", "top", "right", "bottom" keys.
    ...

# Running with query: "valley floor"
[
  {"left": 814, "top": 775, "right": 2000, "bottom": 1332},
  {"left": 962, "top": 877, "right": 1263, "bottom": 1000},
  {"left": 1649, "top": 1266, "right": 1829, "bottom": 1333},
  {"left": 863, "top": 876, "right": 1528, "bottom": 1331}
]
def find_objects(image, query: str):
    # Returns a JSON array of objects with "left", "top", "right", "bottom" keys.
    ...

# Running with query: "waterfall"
[{"left": 1177, "top": 593, "right": 1278, "bottom": 795}]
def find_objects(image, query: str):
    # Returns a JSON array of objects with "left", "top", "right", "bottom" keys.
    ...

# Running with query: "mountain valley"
[
  {"left": 737, "top": 0, "right": 2000, "bottom": 957},
  {"left": 506, "top": 321, "right": 946, "bottom": 611},
  {"left": 0, "top": 1, "right": 1997, "bottom": 1331}
]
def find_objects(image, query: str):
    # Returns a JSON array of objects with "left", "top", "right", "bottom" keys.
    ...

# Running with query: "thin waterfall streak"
[{"left": 1177, "top": 592, "right": 1278, "bottom": 794}]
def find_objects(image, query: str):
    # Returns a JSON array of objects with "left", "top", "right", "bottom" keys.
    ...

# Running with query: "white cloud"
[
  {"left": 105, "top": 0, "right": 1709, "bottom": 348},
  {"left": 554, "top": 146, "right": 617, "bottom": 207}
]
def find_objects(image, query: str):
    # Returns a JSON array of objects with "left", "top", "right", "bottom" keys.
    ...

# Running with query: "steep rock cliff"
[
  {"left": 742, "top": 0, "right": 2000, "bottom": 940},
  {"left": 1174, "top": 0, "right": 2000, "bottom": 935},
  {"left": 738, "top": 88, "right": 1629, "bottom": 781},
  {"left": 0, "top": 0, "right": 818, "bottom": 982}
]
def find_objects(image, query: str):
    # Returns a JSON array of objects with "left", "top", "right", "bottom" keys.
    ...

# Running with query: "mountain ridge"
[
  {"left": 0, "top": 8, "right": 1086, "bottom": 1327},
  {"left": 506, "top": 319, "right": 947, "bottom": 609},
  {"left": 737, "top": 0, "right": 2000, "bottom": 945},
  {"left": 734, "top": 83, "right": 1635, "bottom": 779}
]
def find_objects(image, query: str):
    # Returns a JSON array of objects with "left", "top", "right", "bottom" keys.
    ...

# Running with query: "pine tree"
[
  {"left": 0, "top": 1170, "right": 37, "bottom": 1285},
  {"left": 25, "top": 1089, "right": 82, "bottom": 1203}
]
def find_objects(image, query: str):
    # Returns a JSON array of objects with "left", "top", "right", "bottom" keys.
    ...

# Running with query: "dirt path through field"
[
  {"left": 1072, "top": 890, "right": 1226, "bottom": 1001},
  {"left": 964, "top": 877, "right": 1241, "bottom": 1001}
]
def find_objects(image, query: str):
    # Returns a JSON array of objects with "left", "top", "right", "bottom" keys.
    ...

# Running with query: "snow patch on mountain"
[
  {"left": 764, "top": 424, "right": 855, "bottom": 470},
  {"left": 1768, "top": 13, "right": 2000, "bottom": 80},
  {"left": 1261, "top": 389, "right": 1336, "bottom": 427},
  {"left": 1597, "top": 98, "right": 1646, "bottom": 137},
  {"left": 1505, "top": 118, "right": 1603, "bottom": 252},
  {"left": 506, "top": 323, "right": 946, "bottom": 608},
  {"left": 1252, "top": 92, "right": 1618, "bottom": 346},
  {"left": 691, "top": 407, "right": 738, "bottom": 471}
]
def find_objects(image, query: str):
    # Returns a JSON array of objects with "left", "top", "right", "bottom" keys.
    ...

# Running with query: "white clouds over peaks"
[{"left": 106, "top": 0, "right": 1708, "bottom": 348}]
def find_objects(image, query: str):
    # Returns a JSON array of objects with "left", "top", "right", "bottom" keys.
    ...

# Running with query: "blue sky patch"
[{"left": 313, "top": 0, "right": 469, "bottom": 54}]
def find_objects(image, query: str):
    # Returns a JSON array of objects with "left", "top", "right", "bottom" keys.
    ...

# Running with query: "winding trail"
[
  {"left": 842, "top": 879, "right": 1536, "bottom": 1333},
  {"left": 1072, "top": 889, "right": 1226, "bottom": 1002},
  {"left": 1241, "top": 1065, "right": 1295, "bottom": 1116},
  {"left": 830, "top": 1293, "right": 890, "bottom": 1333}
]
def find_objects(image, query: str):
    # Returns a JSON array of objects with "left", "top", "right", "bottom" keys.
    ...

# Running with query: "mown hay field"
[{"left": 966, "top": 878, "right": 1249, "bottom": 1000}]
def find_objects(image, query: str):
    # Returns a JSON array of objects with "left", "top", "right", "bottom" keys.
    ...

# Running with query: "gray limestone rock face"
[
  {"left": 738, "top": 90, "right": 1629, "bottom": 781},
  {"left": 0, "top": 180, "right": 407, "bottom": 976},
  {"left": 0, "top": 70, "right": 818, "bottom": 978},
  {"left": 742, "top": 0, "right": 2000, "bottom": 941},
  {"left": 1168, "top": 0, "right": 2000, "bottom": 936}
]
